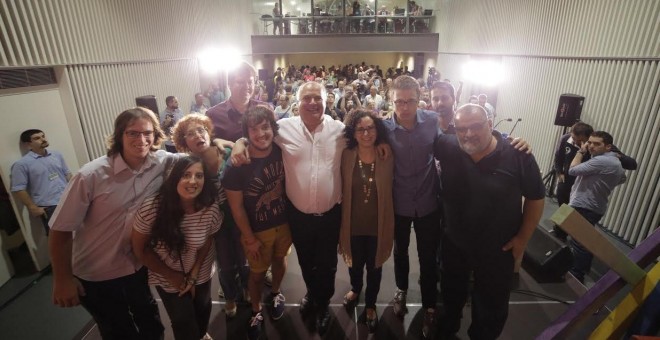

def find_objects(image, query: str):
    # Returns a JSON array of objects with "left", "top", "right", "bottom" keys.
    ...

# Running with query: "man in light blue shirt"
[
  {"left": 568, "top": 130, "right": 626, "bottom": 282},
  {"left": 10, "top": 129, "right": 71, "bottom": 235},
  {"left": 160, "top": 95, "right": 184, "bottom": 152}
]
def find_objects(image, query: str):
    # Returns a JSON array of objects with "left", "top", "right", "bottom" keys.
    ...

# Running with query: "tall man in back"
[
  {"left": 205, "top": 60, "right": 270, "bottom": 310},
  {"left": 434, "top": 104, "right": 545, "bottom": 339},
  {"left": 49, "top": 108, "right": 172, "bottom": 339},
  {"left": 11, "top": 129, "right": 71, "bottom": 235},
  {"left": 567, "top": 131, "right": 626, "bottom": 283}
]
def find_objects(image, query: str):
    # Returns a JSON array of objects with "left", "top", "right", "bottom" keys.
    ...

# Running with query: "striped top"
[{"left": 134, "top": 195, "right": 222, "bottom": 293}]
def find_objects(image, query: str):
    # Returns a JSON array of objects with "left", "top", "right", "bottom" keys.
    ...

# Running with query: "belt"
[{"left": 304, "top": 203, "right": 340, "bottom": 217}]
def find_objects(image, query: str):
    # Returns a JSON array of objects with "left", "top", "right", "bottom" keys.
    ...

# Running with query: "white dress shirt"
[{"left": 276, "top": 115, "right": 345, "bottom": 214}]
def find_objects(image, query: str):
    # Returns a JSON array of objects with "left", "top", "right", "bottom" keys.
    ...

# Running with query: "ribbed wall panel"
[
  {"left": 0, "top": 0, "right": 253, "bottom": 67},
  {"left": 67, "top": 60, "right": 200, "bottom": 159},
  {"left": 438, "top": 0, "right": 660, "bottom": 58}
]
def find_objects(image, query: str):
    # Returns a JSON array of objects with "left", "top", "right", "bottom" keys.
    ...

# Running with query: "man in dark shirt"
[
  {"left": 434, "top": 104, "right": 545, "bottom": 339},
  {"left": 223, "top": 106, "right": 291, "bottom": 340},
  {"left": 430, "top": 81, "right": 457, "bottom": 134}
]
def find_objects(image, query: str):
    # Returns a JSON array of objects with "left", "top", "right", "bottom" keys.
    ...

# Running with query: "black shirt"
[{"left": 434, "top": 133, "right": 545, "bottom": 251}]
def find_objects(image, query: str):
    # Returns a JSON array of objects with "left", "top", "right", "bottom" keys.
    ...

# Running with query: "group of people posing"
[{"left": 42, "top": 59, "right": 632, "bottom": 340}]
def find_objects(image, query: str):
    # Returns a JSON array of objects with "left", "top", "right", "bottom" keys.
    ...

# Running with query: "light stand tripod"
[{"left": 543, "top": 126, "right": 569, "bottom": 198}]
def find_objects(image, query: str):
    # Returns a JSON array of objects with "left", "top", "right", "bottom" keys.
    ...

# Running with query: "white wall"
[{"left": 0, "top": 87, "right": 82, "bottom": 284}]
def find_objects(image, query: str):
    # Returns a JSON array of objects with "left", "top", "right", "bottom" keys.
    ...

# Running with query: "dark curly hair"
[
  {"left": 149, "top": 155, "right": 218, "bottom": 257},
  {"left": 343, "top": 109, "right": 388, "bottom": 149},
  {"left": 241, "top": 105, "right": 279, "bottom": 139}
]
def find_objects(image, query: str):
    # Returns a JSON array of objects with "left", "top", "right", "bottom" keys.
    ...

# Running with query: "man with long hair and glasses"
[{"left": 49, "top": 107, "right": 177, "bottom": 339}]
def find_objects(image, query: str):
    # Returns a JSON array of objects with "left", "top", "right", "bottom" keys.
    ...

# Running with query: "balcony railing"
[{"left": 257, "top": 13, "right": 434, "bottom": 36}]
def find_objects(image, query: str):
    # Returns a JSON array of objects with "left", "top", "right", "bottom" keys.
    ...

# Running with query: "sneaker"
[
  {"left": 392, "top": 289, "right": 408, "bottom": 317},
  {"left": 264, "top": 267, "right": 273, "bottom": 287},
  {"left": 270, "top": 292, "right": 286, "bottom": 320},
  {"left": 247, "top": 311, "right": 263, "bottom": 340},
  {"left": 217, "top": 286, "right": 225, "bottom": 299},
  {"left": 422, "top": 308, "right": 436, "bottom": 339},
  {"left": 201, "top": 333, "right": 213, "bottom": 340},
  {"left": 224, "top": 300, "right": 237, "bottom": 319}
]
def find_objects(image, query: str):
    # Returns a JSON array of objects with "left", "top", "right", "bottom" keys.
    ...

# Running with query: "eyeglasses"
[
  {"left": 125, "top": 130, "right": 153, "bottom": 139},
  {"left": 301, "top": 95, "right": 323, "bottom": 103},
  {"left": 185, "top": 127, "right": 208, "bottom": 139},
  {"left": 455, "top": 121, "right": 488, "bottom": 134},
  {"left": 394, "top": 99, "right": 419, "bottom": 107},
  {"left": 356, "top": 125, "right": 376, "bottom": 134}
]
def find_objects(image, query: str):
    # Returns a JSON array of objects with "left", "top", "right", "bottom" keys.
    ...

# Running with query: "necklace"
[{"left": 358, "top": 159, "right": 375, "bottom": 203}]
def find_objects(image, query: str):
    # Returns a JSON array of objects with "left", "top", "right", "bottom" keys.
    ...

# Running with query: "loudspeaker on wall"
[
  {"left": 554, "top": 94, "right": 585, "bottom": 127},
  {"left": 135, "top": 95, "right": 159, "bottom": 119}
]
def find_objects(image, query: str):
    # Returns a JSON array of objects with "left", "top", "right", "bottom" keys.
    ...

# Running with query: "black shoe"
[
  {"left": 422, "top": 308, "right": 437, "bottom": 339},
  {"left": 358, "top": 308, "right": 378, "bottom": 334},
  {"left": 316, "top": 307, "right": 331, "bottom": 335},
  {"left": 342, "top": 291, "right": 360, "bottom": 313},
  {"left": 299, "top": 294, "right": 315, "bottom": 316},
  {"left": 392, "top": 289, "right": 408, "bottom": 318}
]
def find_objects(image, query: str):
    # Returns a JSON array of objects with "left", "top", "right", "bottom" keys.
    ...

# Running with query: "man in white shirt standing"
[{"left": 233, "top": 81, "right": 344, "bottom": 335}]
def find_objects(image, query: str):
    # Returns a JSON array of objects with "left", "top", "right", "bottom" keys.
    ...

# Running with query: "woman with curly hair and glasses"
[
  {"left": 132, "top": 155, "right": 221, "bottom": 340},
  {"left": 339, "top": 109, "right": 394, "bottom": 333}
]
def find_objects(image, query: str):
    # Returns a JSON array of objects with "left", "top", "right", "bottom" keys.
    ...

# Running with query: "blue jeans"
[
  {"left": 568, "top": 206, "right": 603, "bottom": 282},
  {"left": 215, "top": 218, "right": 249, "bottom": 301}
]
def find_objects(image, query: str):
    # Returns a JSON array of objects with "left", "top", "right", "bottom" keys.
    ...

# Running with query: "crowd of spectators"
[{"left": 247, "top": 62, "right": 462, "bottom": 122}]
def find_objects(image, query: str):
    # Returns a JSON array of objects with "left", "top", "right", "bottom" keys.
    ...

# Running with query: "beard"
[{"left": 458, "top": 137, "right": 487, "bottom": 155}]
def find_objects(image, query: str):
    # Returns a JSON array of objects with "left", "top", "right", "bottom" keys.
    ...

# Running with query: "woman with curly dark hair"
[
  {"left": 339, "top": 109, "right": 394, "bottom": 333},
  {"left": 132, "top": 155, "right": 221, "bottom": 340}
]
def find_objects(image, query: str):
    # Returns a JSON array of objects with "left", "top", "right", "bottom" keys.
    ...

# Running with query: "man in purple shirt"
[{"left": 206, "top": 61, "right": 272, "bottom": 142}]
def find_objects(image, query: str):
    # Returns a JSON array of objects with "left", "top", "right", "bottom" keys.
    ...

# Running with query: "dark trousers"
[
  {"left": 288, "top": 202, "right": 341, "bottom": 308},
  {"left": 215, "top": 219, "right": 249, "bottom": 301},
  {"left": 349, "top": 235, "right": 382, "bottom": 309},
  {"left": 78, "top": 267, "right": 164, "bottom": 340},
  {"left": 40, "top": 205, "right": 57, "bottom": 235},
  {"left": 441, "top": 237, "right": 513, "bottom": 340},
  {"left": 156, "top": 281, "right": 212, "bottom": 340},
  {"left": 568, "top": 206, "right": 603, "bottom": 282},
  {"left": 554, "top": 178, "right": 576, "bottom": 238},
  {"left": 393, "top": 210, "right": 440, "bottom": 309}
]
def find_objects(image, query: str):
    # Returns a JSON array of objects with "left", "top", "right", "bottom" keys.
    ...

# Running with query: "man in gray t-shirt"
[{"left": 567, "top": 130, "right": 626, "bottom": 282}]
